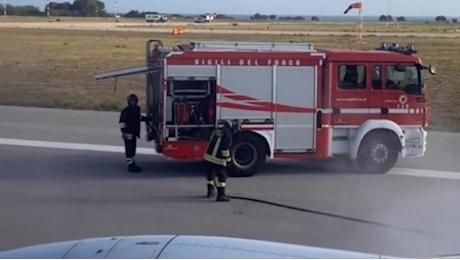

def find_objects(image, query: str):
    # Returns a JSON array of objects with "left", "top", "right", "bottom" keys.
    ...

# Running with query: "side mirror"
[{"left": 429, "top": 64, "right": 436, "bottom": 75}]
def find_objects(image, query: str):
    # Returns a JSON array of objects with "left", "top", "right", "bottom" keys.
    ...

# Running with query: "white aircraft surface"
[{"left": 0, "top": 234, "right": 396, "bottom": 259}]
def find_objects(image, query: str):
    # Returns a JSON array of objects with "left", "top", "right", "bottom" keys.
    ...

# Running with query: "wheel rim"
[
  {"left": 233, "top": 142, "right": 257, "bottom": 170},
  {"left": 371, "top": 143, "right": 389, "bottom": 164}
]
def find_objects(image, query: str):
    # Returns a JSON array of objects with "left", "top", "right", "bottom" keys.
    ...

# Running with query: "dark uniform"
[
  {"left": 203, "top": 120, "right": 240, "bottom": 202},
  {"left": 119, "top": 93, "right": 147, "bottom": 172}
]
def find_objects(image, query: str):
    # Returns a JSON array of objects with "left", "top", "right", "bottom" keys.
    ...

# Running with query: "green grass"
[{"left": 0, "top": 27, "right": 458, "bottom": 132}]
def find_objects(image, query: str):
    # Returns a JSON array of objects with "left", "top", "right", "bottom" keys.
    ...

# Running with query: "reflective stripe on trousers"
[
  {"left": 221, "top": 149, "right": 230, "bottom": 158},
  {"left": 215, "top": 182, "right": 226, "bottom": 187}
]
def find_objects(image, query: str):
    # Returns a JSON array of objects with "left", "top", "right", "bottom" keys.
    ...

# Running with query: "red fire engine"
[{"left": 95, "top": 40, "right": 436, "bottom": 177}]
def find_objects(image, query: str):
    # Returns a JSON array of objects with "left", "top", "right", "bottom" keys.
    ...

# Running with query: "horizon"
[{"left": 4, "top": 0, "right": 460, "bottom": 17}]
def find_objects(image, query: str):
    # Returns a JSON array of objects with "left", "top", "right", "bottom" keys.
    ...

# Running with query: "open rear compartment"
[
  {"left": 144, "top": 40, "right": 169, "bottom": 146},
  {"left": 164, "top": 77, "right": 217, "bottom": 142}
]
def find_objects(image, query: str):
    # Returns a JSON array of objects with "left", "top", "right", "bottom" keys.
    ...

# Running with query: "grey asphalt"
[{"left": 1, "top": 105, "right": 460, "bottom": 258}]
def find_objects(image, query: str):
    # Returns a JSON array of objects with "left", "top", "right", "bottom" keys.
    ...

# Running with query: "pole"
[
  {"left": 3, "top": 0, "right": 6, "bottom": 17},
  {"left": 358, "top": 8, "right": 363, "bottom": 40},
  {"left": 387, "top": 0, "right": 390, "bottom": 16},
  {"left": 46, "top": 0, "right": 50, "bottom": 17},
  {"left": 114, "top": 0, "right": 118, "bottom": 17}
]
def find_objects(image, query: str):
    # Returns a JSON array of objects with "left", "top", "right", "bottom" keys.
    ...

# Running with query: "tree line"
[
  {"left": 0, "top": 3, "right": 457, "bottom": 24},
  {"left": 378, "top": 15, "right": 458, "bottom": 23},
  {"left": 0, "top": 0, "right": 107, "bottom": 17},
  {"left": 249, "top": 13, "right": 320, "bottom": 21}
]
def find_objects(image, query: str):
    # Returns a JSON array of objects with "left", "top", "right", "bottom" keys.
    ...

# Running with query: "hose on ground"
[{"left": 228, "top": 195, "right": 438, "bottom": 237}]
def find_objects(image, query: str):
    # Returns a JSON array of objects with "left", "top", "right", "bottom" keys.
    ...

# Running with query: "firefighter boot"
[
  {"left": 206, "top": 184, "right": 216, "bottom": 198},
  {"left": 216, "top": 187, "right": 230, "bottom": 202},
  {"left": 128, "top": 162, "right": 142, "bottom": 173}
]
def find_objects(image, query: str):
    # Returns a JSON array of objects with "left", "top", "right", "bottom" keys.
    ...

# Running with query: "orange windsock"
[{"left": 344, "top": 2, "right": 363, "bottom": 14}]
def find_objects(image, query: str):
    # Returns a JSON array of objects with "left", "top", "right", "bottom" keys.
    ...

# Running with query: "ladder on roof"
[{"left": 191, "top": 41, "right": 316, "bottom": 52}]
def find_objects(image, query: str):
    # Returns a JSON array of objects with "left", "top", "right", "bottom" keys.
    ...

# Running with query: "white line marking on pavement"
[
  {"left": 0, "top": 138, "right": 459, "bottom": 180},
  {"left": 0, "top": 138, "right": 159, "bottom": 155},
  {"left": 389, "top": 168, "right": 460, "bottom": 181}
]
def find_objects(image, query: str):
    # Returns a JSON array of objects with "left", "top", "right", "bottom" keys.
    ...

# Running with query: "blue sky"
[{"left": 10, "top": 0, "right": 460, "bottom": 16}]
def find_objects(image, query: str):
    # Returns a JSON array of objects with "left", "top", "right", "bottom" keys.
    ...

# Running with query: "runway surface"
[
  {"left": 0, "top": 22, "right": 459, "bottom": 38},
  {"left": 1, "top": 105, "right": 460, "bottom": 258}
]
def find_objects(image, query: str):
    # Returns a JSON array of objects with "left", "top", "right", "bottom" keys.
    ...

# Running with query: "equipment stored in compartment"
[{"left": 165, "top": 78, "right": 216, "bottom": 141}]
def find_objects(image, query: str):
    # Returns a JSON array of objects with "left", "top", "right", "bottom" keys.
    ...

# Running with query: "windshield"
[{"left": 386, "top": 65, "right": 421, "bottom": 95}]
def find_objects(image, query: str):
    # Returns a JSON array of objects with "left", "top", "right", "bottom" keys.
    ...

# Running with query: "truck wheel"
[
  {"left": 356, "top": 131, "right": 400, "bottom": 174},
  {"left": 229, "top": 134, "right": 265, "bottom": 177}
]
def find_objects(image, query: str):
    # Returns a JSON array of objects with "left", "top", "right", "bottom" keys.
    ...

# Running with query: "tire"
[
  {"left": 228, "top": 134, "right": 266, "bottom": 177},
  {"left": 356, "top": 131, "right": 400, "bottom": 174}
]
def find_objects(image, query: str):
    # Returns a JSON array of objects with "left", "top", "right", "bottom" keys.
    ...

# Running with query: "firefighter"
[
  {"left": 203, "top": 119, "right": 241, "bottom": 202},
  {"left": 119, "top": 93, "right": 147, "bottom": 172}
]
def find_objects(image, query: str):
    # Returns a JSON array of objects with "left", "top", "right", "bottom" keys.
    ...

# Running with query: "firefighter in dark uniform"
[
  {"left": 119, "top": 93, "right": 147, "bottom": 172},
  {"left": 203, "top": 119, "right": 241, "bottom": 202}
]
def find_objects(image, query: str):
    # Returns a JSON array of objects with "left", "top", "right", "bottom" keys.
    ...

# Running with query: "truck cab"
[
  {"left": 321, "top": 43, "right": 435, "bottom": 167},
  {"left": 323, "top": 44, "right": 434, "bottom": 128}
]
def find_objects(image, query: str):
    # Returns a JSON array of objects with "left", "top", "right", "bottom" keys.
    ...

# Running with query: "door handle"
[{"left": 316, "top": 111, "right": 323, "bottom": 128}]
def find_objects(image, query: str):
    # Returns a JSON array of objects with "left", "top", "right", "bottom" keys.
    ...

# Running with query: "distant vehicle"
[
  {"left": 95, "top": 40, "right": 436, "bottom": 177},
  {"left": 0, "top": 234, "right": 395, "bottom": 258},
  {"left": 194, "top": 13, "right": 216, "bottom": 23},
  {"left": 145, "top": 14, "right": 168, "bottom": 23}
]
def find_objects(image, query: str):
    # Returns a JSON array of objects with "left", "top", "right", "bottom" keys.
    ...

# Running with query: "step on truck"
[{"left": 95, "top": 40, "right": 436, "bottom": 177}]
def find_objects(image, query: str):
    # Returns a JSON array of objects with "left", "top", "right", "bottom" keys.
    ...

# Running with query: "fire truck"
[{"left": 95, "top": 40, "right": 436, "bottom": 177}]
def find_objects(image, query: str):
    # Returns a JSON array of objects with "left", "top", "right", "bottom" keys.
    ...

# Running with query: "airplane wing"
[{"left": 0, "top": 235, "right": 395, "bottom": 259}]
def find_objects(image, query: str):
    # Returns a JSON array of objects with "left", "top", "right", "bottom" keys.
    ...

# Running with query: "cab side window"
[
  {"left": 372, "top": 65, "right": 382, "bottom": 89},
  {"left": 386, "top": 65, "right": 419, "bottom": 91},
  {"left": 338, "top": 65, "right": 366, "bottom": 89}
]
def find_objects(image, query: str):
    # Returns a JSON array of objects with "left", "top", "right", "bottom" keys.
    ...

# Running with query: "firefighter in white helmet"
[{"left": 203, "top": 119, "right": 241, "bottom": 202}]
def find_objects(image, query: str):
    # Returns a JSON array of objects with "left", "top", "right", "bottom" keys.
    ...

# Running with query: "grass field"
[
  {"left": 119, "top": 21, "right": 460, "bottom": 34},
  {"left": 0, "top": 27, "right": 458, "bottom": 132},
  {"left": 2, "top": 15, "right": 460, "bottom": 33}
]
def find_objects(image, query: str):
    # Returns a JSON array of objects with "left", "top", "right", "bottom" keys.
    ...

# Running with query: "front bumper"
[{"left": 401, "top": 127, "right": 427, "bottom": 158}]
